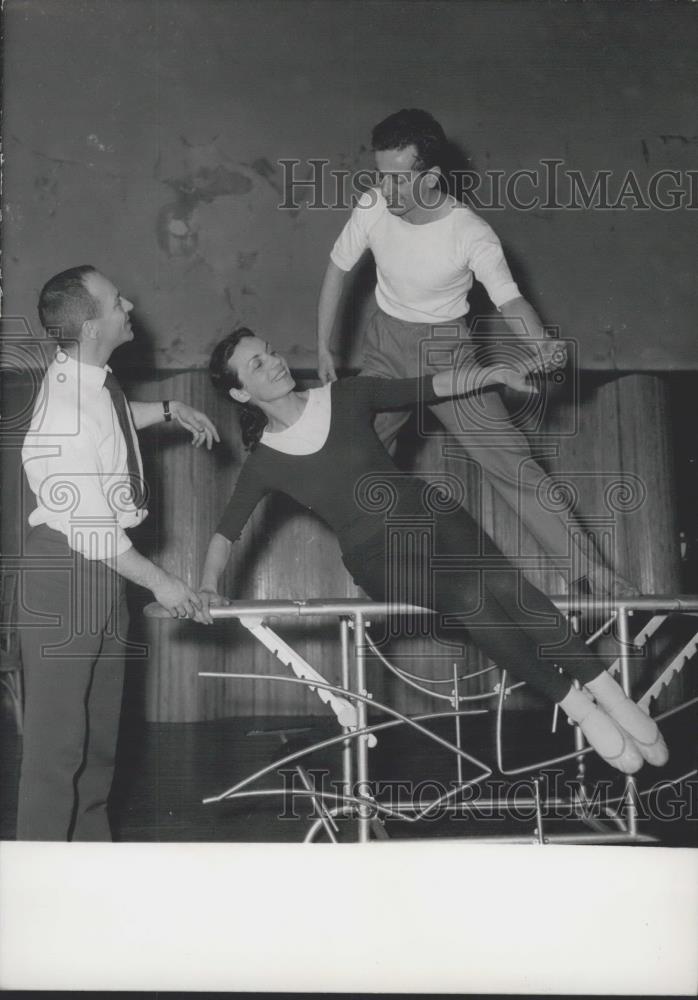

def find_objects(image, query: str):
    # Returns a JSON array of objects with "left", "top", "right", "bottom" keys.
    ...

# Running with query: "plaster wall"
[{"left": 3, "top": 0, "right": 697, "bottom": 370}]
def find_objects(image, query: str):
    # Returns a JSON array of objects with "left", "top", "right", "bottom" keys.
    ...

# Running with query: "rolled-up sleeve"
[{"left": 464, "top": 218, "right": 520, "bottom": 308}]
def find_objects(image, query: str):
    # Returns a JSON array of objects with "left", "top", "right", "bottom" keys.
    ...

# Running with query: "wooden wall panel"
[{"left": 130, "top": 371, "right": 681, "bottom": 722}]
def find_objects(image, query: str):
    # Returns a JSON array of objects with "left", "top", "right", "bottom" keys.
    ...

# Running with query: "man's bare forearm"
[
  {"left": 498, "top": 295, "right": 545, "bottom": 340},
  {"left": 498, "top": 295, "right": 564, "bottom": 370},
  {"left": 130, "top": 401, "right": 167, "bottom": 430},
  {"left": 103, "top": 545, "right": 203, "bottom": 618},
  {"left": 102, "top": 546, "right": 168, "bottom": 591},
  {"left": 317, "top": 260, "right": 347, "bottom": 351}
]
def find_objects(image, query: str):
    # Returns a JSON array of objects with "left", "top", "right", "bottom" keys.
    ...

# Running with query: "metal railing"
[{"left": 145, "top": 595, "right": 698, "bottom": 844}]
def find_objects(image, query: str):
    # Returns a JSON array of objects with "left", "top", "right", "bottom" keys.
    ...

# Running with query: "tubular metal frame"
[{"left": 146, "top": 595, "right": 698, "bottom": 844}]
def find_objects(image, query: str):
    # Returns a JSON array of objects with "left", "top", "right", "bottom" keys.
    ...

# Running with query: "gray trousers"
[
  {"left": 17, "top": 525, "right": 128, "bottom": 841},
  {"left": 360, "top": 306, "right": 604, "bottom": 586}
]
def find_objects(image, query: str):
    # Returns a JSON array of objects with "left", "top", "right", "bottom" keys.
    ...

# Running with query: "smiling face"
[
  {"left": 375, "top": 144, "right": 441, "bottom": 221},
  {"left": 83, "top": 271, "right": 134, "bottom": 355},
  {"left": 227, "top": 336, "right": 295, "bottom": 406}
]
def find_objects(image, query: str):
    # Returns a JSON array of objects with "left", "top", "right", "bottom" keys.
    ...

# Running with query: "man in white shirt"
[
  {"left": 18, "top": 265, "right": 216, "bottom": 840},
  {"left": 317, "top": 108, "right": 635, "bottom": 599}
]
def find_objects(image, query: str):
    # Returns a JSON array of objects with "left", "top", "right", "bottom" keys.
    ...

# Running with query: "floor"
[{"left": 1, "top": 697, "right": 695, "bottom": 845}]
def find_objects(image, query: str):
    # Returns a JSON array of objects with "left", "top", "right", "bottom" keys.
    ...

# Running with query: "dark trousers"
[
  {"left": 342, "top": 507, "right": 605, "bottom": 704},
  {"left": 17, "top": 525, "right": 128, "bottom": 841}
]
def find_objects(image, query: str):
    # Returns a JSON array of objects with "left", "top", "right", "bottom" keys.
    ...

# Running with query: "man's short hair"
[
  {"left": 38, "top": 265, "right": 101, "bottom": 345},
  {"left": 371, "top": 109, "right": 447, "bottom": 171}
]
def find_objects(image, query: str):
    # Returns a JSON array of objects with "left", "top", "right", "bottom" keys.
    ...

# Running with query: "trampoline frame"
[{"left": 145, "top": 595, "right": 698, "bottom": 844}]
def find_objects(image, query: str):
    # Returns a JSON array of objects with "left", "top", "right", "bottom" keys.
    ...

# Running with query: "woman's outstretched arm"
[
  {"left": 432, "top": 361, "right": 534, "bottom": 398},
  {"left": 197, "top": 462, "right": 269, "bottom": 622},
  {"left": 356, "top": 362, "right": 537, "bottom": 415}
]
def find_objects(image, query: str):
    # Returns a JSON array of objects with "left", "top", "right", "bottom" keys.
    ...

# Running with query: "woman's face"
[{"left": 229, "top": 335, "right": 295, "bottom": 405}]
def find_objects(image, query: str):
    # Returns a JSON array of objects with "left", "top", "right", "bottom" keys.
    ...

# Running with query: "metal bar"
[
  {"left": 144, "top": 599, "right": 436, "bottom": 620},
  {"left": 223, "top": 788, "right": 411, "bottom": 822},
  {"left": 339, "top": 618, "right": 353, "bottom": 799},
  {"left": 365, "top": 630, "right": 498, "bottom": 687},
  {"left": 366, "top": 633, "right": 500, "bottom": 703},
  {"left": 601, "top": 767, "right": 698, "bottom": 806},
  {"left": 609, "top": 614, "right": 667, "bottom": 678},
  {"left": 435, "top": 797, "right": 591, "bottom": 809},
  {"left": 496, "top": 669, "right": 598, "bottom": 776},
  {"left": 538, "top": 832, "right": 658, "bottom": 844},
  {"left": 584, "top": 612, "right": 617, "bottom": 646},
  {"left": 353, "top": 612, "right": 371, "bottom": 844},
  {"left": 305, "top": 806, "right": 357, "bottom": 843},
  {"left": 366, "top": 635, "right": 454, "bottom": 702},
  {"left": 224, "top": 785, "right": 634, "bottom": 844},
  {"left": 533, "top": 778, "right": 544, "bottom": 844},
  {"left": 453, "top": 664, "right": 463, "bottom": 787},
  {"left": 639, "top": 632, "right": 698, "bottom": 710},
  {"left": 573, "top": 682, "right": 587, "bottom": 785},
  {"left": 388, "top": 832, "right": 660, "bottom": 845},
  {"left": 218, "top": 786, "right": 666, "bottom": 818},
  {"left": 296, "top": 766, "right": 338, "bottom": 843},
  {"left": 617, "top": 606, "right": 638, "bottom": 838},
  {"left": 156, "top": 594, "right": 698, "bottom": 845},
  {"left": 240, "top": 618, "right": 359, "bottom": 730},
  {"left": 144, "top": 594, "right": 698, "bottom": 622},
  {"left": 655, "top": 695, "right": 698, "bottom": 723},
  {"left": 199, "top": 674, "right": 490, "bottom": 804},
  {"left": 573, "top": 786, "right": 616, "bottom": 835}
]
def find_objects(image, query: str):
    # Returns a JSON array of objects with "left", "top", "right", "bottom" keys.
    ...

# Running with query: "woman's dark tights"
[{"left": 343, "top": 511, "right": 607, "bottom": 705}]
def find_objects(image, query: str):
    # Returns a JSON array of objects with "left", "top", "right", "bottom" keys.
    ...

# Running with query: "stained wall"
[{"left": 3, "top": 0, "right": 697, "bottom": 371}]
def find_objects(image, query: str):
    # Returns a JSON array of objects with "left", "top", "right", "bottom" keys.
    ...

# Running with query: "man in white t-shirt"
[{"left": 317, "top": 108, "right": 636, "bottom": 599}]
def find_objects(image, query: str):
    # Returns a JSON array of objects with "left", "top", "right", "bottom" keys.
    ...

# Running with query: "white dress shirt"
[
  {"left": 331, "top": 190, "right": 521, "bottom": 324},
  {"left": 21, "top": 350, "right": 148, "bottom": 559}
]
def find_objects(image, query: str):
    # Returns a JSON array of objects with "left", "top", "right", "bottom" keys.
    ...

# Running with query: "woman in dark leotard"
[{"left": 196, "top": 327, "right": 668, "bottom": 775}]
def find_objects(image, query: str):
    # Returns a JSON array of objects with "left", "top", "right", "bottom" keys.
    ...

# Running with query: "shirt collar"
[{"left": 54, "top": 349, "right": 112, "bottom": 394}]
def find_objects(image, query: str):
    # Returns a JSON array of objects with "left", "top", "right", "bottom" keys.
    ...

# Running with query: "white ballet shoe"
[
  {"left": 622, "top": 728, "right": 669, "bottom": 768},
  {"left": 576, "top": 706, "right": 644, "bottom": 775},
  {"left": 606, "top": 702, "right": 669, "bottom": 767},
  {"left": 584, "top": 674, "right": 669, "bottom": 767}
]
